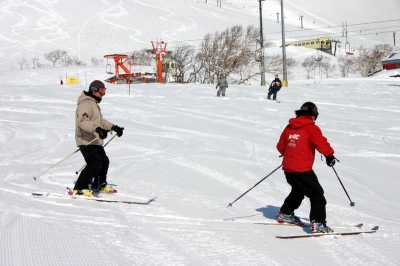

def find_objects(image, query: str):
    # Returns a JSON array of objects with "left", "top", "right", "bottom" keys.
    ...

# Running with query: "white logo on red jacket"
[{"left": 288, "top": 134, "right": 299, "bottom": 147}]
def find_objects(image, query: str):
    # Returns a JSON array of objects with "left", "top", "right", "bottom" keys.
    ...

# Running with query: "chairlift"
[
  {"left": 255, "top": 50, "right": 261, "bottom": 62},
  {"left": 315, "top": 49, "right": 322, "bottom": 61},
  {"left": 106, "top": 58, "right": 114, "bottom": 74},
  {"left": 345, "top": 42, "right": 354, "bottom": 55}
]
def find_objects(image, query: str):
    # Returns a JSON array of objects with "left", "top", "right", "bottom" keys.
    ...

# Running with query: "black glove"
[
  {"left": 325, "top": 155, "right": 336, "bottom": 167},
  {"left": 112, "top": 125, "right": 124, "bottom": 137},
  {"left": 95, "top": 127, "right": 108, "bottom": 139}
]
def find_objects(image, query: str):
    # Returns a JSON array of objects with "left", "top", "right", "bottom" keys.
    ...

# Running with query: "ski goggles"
[{"left": 90, "top": 86, "right": 107, "bottom": 95}]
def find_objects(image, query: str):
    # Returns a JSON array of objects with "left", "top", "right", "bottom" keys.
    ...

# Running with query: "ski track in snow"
[
  {"left": 0, "top": 214, "right": 120, "bottom": 266},
  {"left": 0, "top": 0, "right": 399, "bottom": 263},
  {"left": 1, "top": 67, "right": 400, "bottom": 265}
]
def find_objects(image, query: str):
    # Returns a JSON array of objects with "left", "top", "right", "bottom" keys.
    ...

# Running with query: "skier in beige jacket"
[{"left": 73, "top": 80, "right": 124, "bottom": 197}]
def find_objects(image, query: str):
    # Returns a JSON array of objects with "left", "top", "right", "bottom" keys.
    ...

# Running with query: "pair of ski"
[
  {"left": 267, "top": 98, "right": 281, "bottom": 103},
  {"left": 253, "top": 220, "right": 379, "bottom": 239},
  {"left": 32, "top": 189, "right": 156, "bottom": 205}
]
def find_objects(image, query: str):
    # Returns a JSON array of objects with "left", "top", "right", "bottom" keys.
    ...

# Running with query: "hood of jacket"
[
  {"left": 77, "top": 91, "right": 101, "bottom": 105},
  {"left": 288, "top": 115, "right": 314, "bottom": 129}
]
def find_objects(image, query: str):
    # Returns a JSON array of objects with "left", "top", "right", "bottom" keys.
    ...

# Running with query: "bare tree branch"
[{"left": 43, "top": 49, "right": 68, "bottom": 67}]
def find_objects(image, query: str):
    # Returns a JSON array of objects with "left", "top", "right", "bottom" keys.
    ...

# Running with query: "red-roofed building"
[{"left": 381, "top": 53, "right": 400, "bottom": 70}]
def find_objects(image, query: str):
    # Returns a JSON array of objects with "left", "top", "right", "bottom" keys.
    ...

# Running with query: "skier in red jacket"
[{"left": 275, "top": 102, "right": 337, "bottom": 233}]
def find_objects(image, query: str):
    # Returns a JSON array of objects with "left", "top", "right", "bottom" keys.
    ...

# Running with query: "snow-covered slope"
[
  {"left": 1, "top": 65, "right": 400, "bottom": 265},
  {"left": 1, "top": 1, "right": 400, "bottom": 265}
]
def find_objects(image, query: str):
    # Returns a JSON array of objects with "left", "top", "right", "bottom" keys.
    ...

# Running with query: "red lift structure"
[
  {"left": 147, "top": 40, "right": 169, "bottom": 84},
  {"left": 103, "top": 54, "right": 136, "bottom": 84},
  {"left": 104, "top": 41, "right": 169, "bottom": 84}
]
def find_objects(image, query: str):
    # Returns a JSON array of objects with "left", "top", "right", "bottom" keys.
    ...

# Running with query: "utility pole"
[
  {"left": 394, "top": 31, "right": 396, "bottom": 46},
  {"left": 300, "top": 15, "right": 303, "bottom": 29},
  {"left": 276, "top": 13, "right": 279, "bottom": 23},
  {"left": 259, "top": 0, "right": 266, "bottom": 86},
  {"left": 281, "top": 0, "right": 288, "bottom": 87}
]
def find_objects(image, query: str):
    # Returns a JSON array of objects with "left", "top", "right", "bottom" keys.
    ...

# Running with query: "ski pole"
[
  {"left": 33, "top": 137, "right": 98, "bottom": 180},
  {"left": 75, "top": 133, "right": 118, "bottom": 174},
  {"left": 227, "top": 165, "right": 282, "bottom": 208},
  {"left": 332, "top": 166, "right": 355, "bottom": 207}
]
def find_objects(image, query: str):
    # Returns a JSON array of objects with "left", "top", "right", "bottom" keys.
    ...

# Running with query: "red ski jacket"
[{"left": 277, "top": 115, "right": 334, "bottom": 172}]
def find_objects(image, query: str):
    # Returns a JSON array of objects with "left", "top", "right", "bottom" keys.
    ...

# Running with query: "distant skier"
[
  {"left": 73, "top": 80, "right": 124, "bottom": 197},
  {"left": 275, "top": 102, "right": 337, "bottom": 233},
  {"left": 60, "top": 80, "right": 63, "bottom": 85},
  {"left": 216, "top": 74, "right": 228, "bottom": 97},
  {"left": 267, "top": 74, "right": 282, "bottom": 102}
]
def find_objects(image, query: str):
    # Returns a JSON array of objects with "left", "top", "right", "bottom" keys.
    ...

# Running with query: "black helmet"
[{"left": 295, "top": 102, "right": 319, "bottom": 120}]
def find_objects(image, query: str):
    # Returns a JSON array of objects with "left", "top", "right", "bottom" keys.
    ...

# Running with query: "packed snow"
[
  {"left": 1, "top": 0, "right": 400, "bottom": 265},
  {"left": 1, "top": 66, "right": 400, "bottom": 265}
]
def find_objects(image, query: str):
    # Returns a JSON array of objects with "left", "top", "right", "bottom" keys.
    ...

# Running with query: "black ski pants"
[
  {"left": 74, "top": 145, "right": 109, "bottom": 190},
  {"left": 280, "top": 170, "right": 327, "bottom": 224},
  {"left": 267, "top": 88, "right": 279, "bottom": 101}
]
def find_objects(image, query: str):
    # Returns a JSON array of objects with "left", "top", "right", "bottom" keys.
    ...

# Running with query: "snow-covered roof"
[{"left": 381, "top": 53, "right": 400, "bottom": 63}]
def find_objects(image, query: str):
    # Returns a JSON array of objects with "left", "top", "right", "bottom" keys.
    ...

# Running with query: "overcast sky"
[{"left": 286, "top": 0, "right": 400, "bottom": 44}]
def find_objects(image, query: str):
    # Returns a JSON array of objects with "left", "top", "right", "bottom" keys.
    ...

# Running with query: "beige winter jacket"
[{"left": 75, "top": 91, "right": 114, "bottom": 146}]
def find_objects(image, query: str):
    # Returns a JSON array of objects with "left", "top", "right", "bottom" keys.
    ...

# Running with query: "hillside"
[{"left": 1, "top": 0, "right": 398, "bottom": 71}]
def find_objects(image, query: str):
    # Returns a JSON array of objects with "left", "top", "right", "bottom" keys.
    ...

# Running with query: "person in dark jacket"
[
  {"left": 275, "top": 102, "right": 337, "bottom": 233},
  {"left": 216, "top": 74, "right": 228, "bottom": 97},
  {"left": 73, "top": 80, "right": 124, "bottom": 197},
  {"left": 267, "top": 74, "right": 282, "bottom": 101}
]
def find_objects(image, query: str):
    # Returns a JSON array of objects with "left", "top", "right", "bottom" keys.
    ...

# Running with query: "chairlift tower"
[
  {"left": 280, "top": 0, "right": 288, "bottom": 87},
  {"left": 147, "top": 41, "right": 168, "bottom": 84},
  {"left": 300, "top": 15, "right": 304, "bottom": 29},
  {"left": 258, "top": 0, "right": 266, "bottom": 86},
  {"left": 331, "top": 39, "right": 341, "bottom": 56},
  {"left": 314, "top": 55, "right": 322, "bottom": 84},
  {"left": 393, "top": 31, "right": 396, "bottom": 46}
]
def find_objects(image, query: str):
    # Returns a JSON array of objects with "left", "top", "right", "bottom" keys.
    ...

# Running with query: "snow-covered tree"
[
  {"left": 319, "top": 56, "right": 336, "bottom": 78},
  {"left": 91, "top": 57, "right": 103, "bottom": 66},
  {"left": 43, "top": 49, "right": 68, "bottom": 67},
  {"left": 131, "top": 49, "right": 153, "bottom": 66},
  {"left": 195, "top": 25, "right": 259, "bottom": 84},
  {"left": 337, "top": 55, "right": 356, "bottom": 77},
  {"left": 301, "top": 56, "right": 317, "bottom": 79},
  {"left": 354, "top": 44, "right": 393, "bottom": 76},
  {"left": 17, "top": 57, "right": 28, "bottom": 69}
]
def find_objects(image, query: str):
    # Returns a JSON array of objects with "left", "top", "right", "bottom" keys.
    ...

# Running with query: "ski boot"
[
  {"left": 276, "top": 210, "right": 303, "bottom": 225},
  {"left": 99, "top": 183, "right": 117, "bottom": 194},
  {"left": 311, "top": 221, "right": 333, "bottom": 233},
  {"left": 69, "top": 189, "right": 97, "bottom": 198}
]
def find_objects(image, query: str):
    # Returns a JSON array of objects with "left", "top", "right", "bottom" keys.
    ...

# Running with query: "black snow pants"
[
  {"left": 74, "top": 145, "right": 109, "bottom": 190},
  {"left": 280, "top": 170, "right": 327, "bottom": 224}
]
